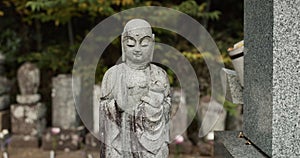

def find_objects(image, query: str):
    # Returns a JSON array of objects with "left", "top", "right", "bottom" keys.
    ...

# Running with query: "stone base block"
[
  {"left": 0, "top": 109, "right": 10, "bottom": 130},
  {"left": 11, "top": 103, "right": 46, "bottom": 136},
  {"left": 85, "top": 132, "right": 101, "bottom": 151},
  {"left": 42, "top": 128, "right": 84, "bottom": 151},
  {"left": 214, "top": 131, "right": 267, "bottom": 158},
  {"left": 16, "top": 94, "right": 41, "bottom": 104},
  {"left": 9, "top": 135, "right": 39, "bottom": 148}
]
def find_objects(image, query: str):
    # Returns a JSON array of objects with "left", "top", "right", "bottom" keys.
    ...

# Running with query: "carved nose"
[{"left": 134, "top": 45, "right": 141, "bottom": 52}]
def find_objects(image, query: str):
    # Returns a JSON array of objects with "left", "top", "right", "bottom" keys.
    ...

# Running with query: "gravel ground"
[{"left": 2, "top": 148, "right": 211, "bottom": 158}]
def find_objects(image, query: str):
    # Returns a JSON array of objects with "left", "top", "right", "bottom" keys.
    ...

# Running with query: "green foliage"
[
  {"left": 24, "top": 0, "right": 135, "bottom": 25},
  {"left": 175, "top": 0, "right": 221, "bottom": 20},
  {"left": 0, "top": 0, "right": 241, "bottom": 90},
  {"left": 0, "top": 29, "right": 21, "bottom": 60},
  {"left": 0, "top": 29, "right": 22, "bottom": 77},
  {"left": 223, "top": 99, "right": 238, "bottom": 116},
  {"left": 18, "top": 44, "right": 78, "bottom": 74}
]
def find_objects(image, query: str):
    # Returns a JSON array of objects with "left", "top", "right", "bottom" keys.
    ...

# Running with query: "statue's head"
[{"left": 121, "top": 19, "right": 154, "bottom": 66}]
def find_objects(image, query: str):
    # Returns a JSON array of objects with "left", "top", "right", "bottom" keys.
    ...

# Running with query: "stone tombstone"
[
  {"left": 17, "top": 62, "right": 40, "bottom": 95},
  {"left": 244, "top": 0, "right": 300, "bottom": 157},
  {"left": 52, "top": 74, "right": 81, "bottom": 130},
  {"left": 199, "top": 96, "right": 227, "bottom": 141},
  {"left": 17, "top": 62, "right": 41, "bottom": 104},
  {"left": 215, "top": 1, "right": 300, "bottom": 157},
  {"left": 93, "top": 84, "right": 101, "bottom": 134},
  {"left": 170, "top": 88, "right": 187, "bottom": 139},
  {"left": 99, "top": 19, "right": 171, "bottom": 158},
  {"left": 10, "top": 62, "right": 47, "bottom": 148}
]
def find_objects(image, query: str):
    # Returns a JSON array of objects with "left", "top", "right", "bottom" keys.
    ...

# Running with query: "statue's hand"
[{"left": 141, "top": 91, "right": 164, "bottom": 107}]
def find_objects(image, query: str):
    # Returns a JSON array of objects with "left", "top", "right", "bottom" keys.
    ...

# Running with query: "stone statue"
[{"left": 99, "top": 19, "right": 171, "bottom": 158}]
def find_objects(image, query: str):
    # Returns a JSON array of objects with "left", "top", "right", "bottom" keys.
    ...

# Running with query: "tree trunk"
[{"left": 68, "top": 19, "right": 74, "bottom": 46}]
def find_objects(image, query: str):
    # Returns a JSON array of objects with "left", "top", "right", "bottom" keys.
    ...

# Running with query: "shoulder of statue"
[
  {"left": 100, "top": 63, "right": 125, "bottom": 98},
  {"left": 149, "top": 63, "right": 167, "bottom": 75},
  {"left": 103, "top": 63, "right": 125, "bottom": 78}
]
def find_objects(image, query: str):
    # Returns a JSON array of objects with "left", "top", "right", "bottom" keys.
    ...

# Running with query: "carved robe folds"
[{"left": 99, "top": 63, "right": 171, "bottom": 158}]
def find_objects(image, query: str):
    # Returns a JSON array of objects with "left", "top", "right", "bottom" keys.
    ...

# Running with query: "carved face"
[
  {"left": 122, "top": 28, "right": 154, "bottom": 64},
  {"left": 122, "top": 27, "right": 154, "bottom": 64}
]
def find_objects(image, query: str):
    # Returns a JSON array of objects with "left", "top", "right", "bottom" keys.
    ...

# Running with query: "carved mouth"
[{"left": 133, "top": 53, "right": 142, "bottom": 57}]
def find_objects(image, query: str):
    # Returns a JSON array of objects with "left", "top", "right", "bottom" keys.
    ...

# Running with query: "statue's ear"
[
  {"left": 150, "top": 34, "right": 155, "bottom": 61},
  {"left": 121, "top": 34, "right": 125, "bottom": 62}
]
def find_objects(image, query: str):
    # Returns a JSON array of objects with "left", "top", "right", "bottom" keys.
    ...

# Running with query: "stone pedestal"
[
  {"left": 9, "top": 135, "right": 39, "bottom": 148},
  {"left": 11, "top": 103, "right": 46, "bottom": 137}
]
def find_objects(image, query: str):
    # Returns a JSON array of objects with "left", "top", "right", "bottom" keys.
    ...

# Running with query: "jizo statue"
[{"left": 99, "top": 19, "right": 171, "bottom": 157}]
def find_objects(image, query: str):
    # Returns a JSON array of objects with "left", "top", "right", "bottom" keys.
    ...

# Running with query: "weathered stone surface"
[
  {"left": 221, "top": 68, "right": 243, "bottom": 104},
  {"left": 214, "top": 131, "right": 266, "bottom": 158},
  {"left": 99, "top": 19, "right": 171, "bottom": 158},
  {"left": 16, "top": 94, "right": 41, "bottom": 104},
  {"left": 92, "top": 85, "right": 101, "bottom": 133},
  {"left": 52, "top": 74, "right": 81, "bottom": 130},
  {"left": 0, "top": 109, "right": 10, "bottom": 130},
  {"left": 42, "top": 128, "right": 84, "bottom": 151},
  {"left": 244, "top": 0, "right": 300, "bottom": 157},
  {"left": 198, "top": 96, "right": 227, "bottom": 140},
  {"left": 0, "top": 95, "right": 10, "bottom": 110},
  {"left": 228, "top": 45, "right": 244, "bottom": 87},
  {"left": 11, "top": 103, "right": 46, "bottom": 136},
  {"left": 9, "top": 135, "right": 39, "bottom": 148},
  {"left": 170, "top": 89, "right": 188, "bottom": 139},
  {"left": 17, "top": 62, "right": 40, "bottom": 95},
  {"left": 85, "top": 132, "right": 101, "bottom": 151},
  {"left": 0, "top": 77, "right": 10, "bottom": 95}
]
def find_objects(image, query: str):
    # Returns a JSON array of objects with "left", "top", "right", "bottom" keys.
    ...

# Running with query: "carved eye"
[
  {"left": 140, "top": 37, "right": 151, "bottom": 47},
  {"left": 126, "top": 38, "right": 136, "bottom": 47}
]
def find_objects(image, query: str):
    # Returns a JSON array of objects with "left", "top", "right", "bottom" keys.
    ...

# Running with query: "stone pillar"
[
  {"left": 244, "top": 0, "right": 300, "bottom": 157},
  {"left": 93, "top": 84, "right": 101, "bottom": 134},
  {"left": 10, "top": 62, "right": 47, "bottom": 148},
  {"left": 215, "top": 1, "right": 300, "bottom": 157},
  {"left": 51, "top": 74, "right": 81, "bottom": 129},
  {"left": 43, "top": 74, "right": 83, "bottom": 151}
]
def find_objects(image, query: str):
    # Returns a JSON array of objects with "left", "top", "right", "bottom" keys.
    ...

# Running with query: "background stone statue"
[{"left": 99, "top": 19, "right": 171, "bottom": 158}]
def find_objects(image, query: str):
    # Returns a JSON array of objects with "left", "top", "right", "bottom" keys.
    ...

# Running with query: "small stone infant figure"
[{"left": 141, "top": 70, "right": 169, "bottom": 108}]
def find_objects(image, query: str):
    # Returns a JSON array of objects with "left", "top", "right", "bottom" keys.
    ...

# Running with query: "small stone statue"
[{"left": 99, "top": 19, "right": 171, "bottom": 157}]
